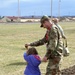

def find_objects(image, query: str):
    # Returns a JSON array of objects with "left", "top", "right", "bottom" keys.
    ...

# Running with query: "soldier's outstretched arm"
[
  {"left": 25, "top": 32, "right": 48, "bottom": 48},
  {"left": 26, "top": 37, "right": 47, "bottom": 47}
]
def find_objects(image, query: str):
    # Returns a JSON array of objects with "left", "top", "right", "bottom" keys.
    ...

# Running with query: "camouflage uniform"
[{"left": 29, "top": 23, "right": 63, "bottom": 75}]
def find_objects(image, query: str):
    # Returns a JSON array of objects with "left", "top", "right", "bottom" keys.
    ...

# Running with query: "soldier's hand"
[
  {"left": 25, "top": 44, "right": 30, "bottom": 49},
  {"left": 42, "top": 56, "right": 47, "bottom": 62}
]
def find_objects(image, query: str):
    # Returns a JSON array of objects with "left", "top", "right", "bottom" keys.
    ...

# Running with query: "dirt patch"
[{"left": 61, "top": 65, "right": 75, "bottom": 75}]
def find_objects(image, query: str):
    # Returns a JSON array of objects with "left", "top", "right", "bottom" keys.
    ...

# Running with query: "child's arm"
[
  {"left": 24, "top": 44, "right": 29, "bottom": 61},
  {"left": 23, "top": 50, "right": 30, "bottom": 62},
  {"left": 23, "top": 52, "right": 28, "bottom": 61}
]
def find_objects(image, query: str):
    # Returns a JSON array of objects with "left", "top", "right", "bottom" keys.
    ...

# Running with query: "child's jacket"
[{"left": 23, "top": 53, "right": 41, "bottom": 75}]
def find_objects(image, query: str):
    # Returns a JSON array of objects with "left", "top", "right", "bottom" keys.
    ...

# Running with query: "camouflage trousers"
[{"left": 45, "top": 56, "right": 62, "bottom": 75}]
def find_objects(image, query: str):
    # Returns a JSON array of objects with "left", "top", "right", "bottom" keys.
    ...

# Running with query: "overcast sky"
[{"left": 0, "top": 0, "right": 75, "bottom": 16}]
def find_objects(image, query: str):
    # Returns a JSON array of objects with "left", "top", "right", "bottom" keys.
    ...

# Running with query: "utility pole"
[
  {"left": 51, "top": 0, "right": 53, "bottom": 20},
  {"left": 18, "top": 0, "right": 20, "bottom": 22},
  {"left": 58, "top": 0, "right": 61, "bottom": 20}
]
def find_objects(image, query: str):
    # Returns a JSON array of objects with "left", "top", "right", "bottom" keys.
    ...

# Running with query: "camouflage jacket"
[
  {"left": 56, "top": 24, "right": 66, "bottom": 39},
  {"left": 30, "top": 24, "right": 63, "bottom": 58}
]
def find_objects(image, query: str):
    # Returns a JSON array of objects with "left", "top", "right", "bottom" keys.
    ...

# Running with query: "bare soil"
[{"left": 61, "top": 65, "right": 75, "bottom": 75}]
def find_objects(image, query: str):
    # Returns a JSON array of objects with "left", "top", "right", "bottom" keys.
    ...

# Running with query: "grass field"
[{"left": 0, "top": 22, "right": 75, "bottom": 75}]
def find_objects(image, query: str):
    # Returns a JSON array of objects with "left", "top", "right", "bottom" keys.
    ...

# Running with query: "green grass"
[{"left": 0, "top": 22, "right": 75, "bottom": 75}]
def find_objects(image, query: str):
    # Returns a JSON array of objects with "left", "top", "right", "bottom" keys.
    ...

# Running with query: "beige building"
[{"left": 1, "top": 16, "right": 20, "bottom": 22}]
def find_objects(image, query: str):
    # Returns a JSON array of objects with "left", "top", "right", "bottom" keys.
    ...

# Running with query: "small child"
[{"left": 23, "top": 47, "right": 41, "bottom": 75}]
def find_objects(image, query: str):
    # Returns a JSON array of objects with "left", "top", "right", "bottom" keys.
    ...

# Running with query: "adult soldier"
[{"left": 25, "top": 15, "right": 63, "bottom": 75}]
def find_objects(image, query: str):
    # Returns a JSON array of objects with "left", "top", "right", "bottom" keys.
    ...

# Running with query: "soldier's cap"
[{"left": 40, "top": 15, "right": 50, "bottom": 27}]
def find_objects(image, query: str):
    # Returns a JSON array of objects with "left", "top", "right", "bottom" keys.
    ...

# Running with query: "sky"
[{"left": 0, "top": 0, "right": 75, "bottom": 17}]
